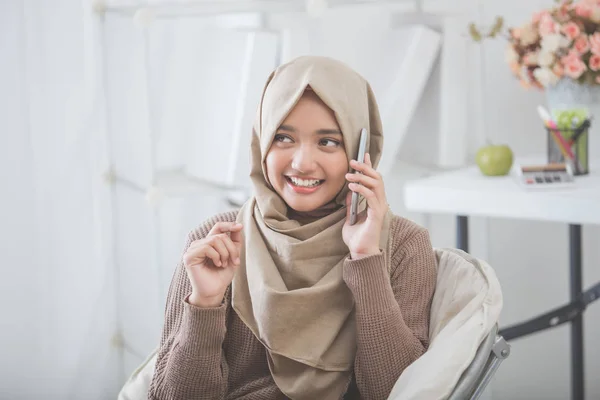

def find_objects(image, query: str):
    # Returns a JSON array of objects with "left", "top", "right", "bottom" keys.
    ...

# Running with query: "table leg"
[
  {"left": 457, "top": 215, "right": 469, "bottom": 252},
  {"left": 494, "top": 223, "right": 594, "bottom": 399},
  {"left": 569, "top": 224, "right": 584, "bottom": 400}
]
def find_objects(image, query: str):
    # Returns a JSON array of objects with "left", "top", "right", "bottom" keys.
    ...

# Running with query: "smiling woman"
[
  {"left": 266, "top": 89, "right": 348, "bottom": 215},
  {"left": 148, "top": 55, "right": 438, "bottom": 400}
]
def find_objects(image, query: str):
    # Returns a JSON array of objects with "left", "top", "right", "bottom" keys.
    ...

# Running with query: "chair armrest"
[{"left": 447, "top": 324, "right": 511, "bottom": 400}]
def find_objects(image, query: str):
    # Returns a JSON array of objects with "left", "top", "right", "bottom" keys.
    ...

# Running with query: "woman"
[{"left": 148, "top": 56, "right": 437, "bottom": 400}]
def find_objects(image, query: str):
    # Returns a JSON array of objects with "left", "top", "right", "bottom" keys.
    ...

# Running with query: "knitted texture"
[{"left": 148, "top": 211, "right": 437, "bottom": 400}]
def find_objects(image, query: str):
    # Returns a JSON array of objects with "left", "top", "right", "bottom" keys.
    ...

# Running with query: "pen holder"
[{"left": 546, "top": 119, "right": 591, "bottom": 176}]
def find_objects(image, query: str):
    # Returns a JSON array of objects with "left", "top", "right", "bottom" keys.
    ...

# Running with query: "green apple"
[{"left": 476, "top": 144, "right": 514, "bottom": 176}]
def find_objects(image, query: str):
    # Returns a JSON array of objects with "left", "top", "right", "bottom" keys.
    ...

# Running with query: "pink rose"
[
  {"left": 539, "top": 14, "right": 558, "bottom": 36},
  {"left": 590, "top": 32, "right": 600, "bottom": 54},
  {"left": 564, "top": 56, "right": 587, "bottom": 79},
  {"left": 562, "top": 22, "right": 581, "bottom": 40},
  {"left": 589, "top": 54, "right": 600, "bottom": 71},
  {"left": 595, "top": 75, "right": 600, "bottom": 84},
  {"left": 574, "top": 35, "right": 590, "bottom": 54},
  {"left": 561, "top": 49, "right": 581, "bottom": 64},
  {"left": 532, "top": 10, "right": 550, "bottom": 24},
  {"left": 574, "top": 2, "right": 593, "bottom": 18}
]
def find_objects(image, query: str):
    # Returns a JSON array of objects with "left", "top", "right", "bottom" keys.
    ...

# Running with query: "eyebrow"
[{"left": 278, "top": 125, "right": 343, "bottom": 135}]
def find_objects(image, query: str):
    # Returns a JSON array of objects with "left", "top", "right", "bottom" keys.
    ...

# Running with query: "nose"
[{"left": 291, "top": 145, "right": 316, "bottom": 174}]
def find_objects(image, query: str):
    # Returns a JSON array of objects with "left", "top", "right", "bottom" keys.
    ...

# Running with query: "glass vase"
[{"left": 545, "top": 78, "right": 598, "bottom": 175}]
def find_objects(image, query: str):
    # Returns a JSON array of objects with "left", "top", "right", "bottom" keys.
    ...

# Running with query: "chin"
[{"left": 285, "top": 198, "right": 325, "bottom": 213}]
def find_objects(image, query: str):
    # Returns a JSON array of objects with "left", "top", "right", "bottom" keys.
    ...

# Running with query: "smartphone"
[{"left": 350, "top": 128, "right": 368, "bottom": 225}]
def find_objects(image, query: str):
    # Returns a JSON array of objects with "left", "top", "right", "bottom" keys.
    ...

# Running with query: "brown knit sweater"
[{"left": 148, "top": 211, "right": 437, "bottom": 400}]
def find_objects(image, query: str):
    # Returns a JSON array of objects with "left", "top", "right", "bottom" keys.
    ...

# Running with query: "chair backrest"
[
  {"left": 118, "top": 348, "right": 158, "bottom": 400},
  {"left": 387, "top": 248, "right": 503, "bottom": 400},
  {"left": 448, "top": 325, "right": 508, "bottom": 400}
]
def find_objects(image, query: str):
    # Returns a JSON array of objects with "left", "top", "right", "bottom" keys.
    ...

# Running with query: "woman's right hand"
[{"left": 183, "top": 222, "right": 244, "bottom": 308}]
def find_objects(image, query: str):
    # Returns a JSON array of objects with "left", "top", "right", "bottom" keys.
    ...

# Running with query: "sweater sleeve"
[
  {"left": 342, "top": 228, "right": 437, "bottom": 400},
  {"left": 148, "top": 219, "right": 235, "bottom": 400}
]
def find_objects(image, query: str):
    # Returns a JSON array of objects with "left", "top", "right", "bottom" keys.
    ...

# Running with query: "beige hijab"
[{"left": 233, "top": 56, "right": 393, "bottom": 399}]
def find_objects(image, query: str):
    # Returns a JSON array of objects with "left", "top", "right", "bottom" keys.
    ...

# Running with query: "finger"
[
  {"left": 229, "top": 224, "right": 244, "bottom": 245},
  {"left": 203, "top": 246, "right": 222, "bottom": 267},
  {"left": 345, "top": 172, "right": 379, "bottom": 190},
  {"left": 209, "top": 235, "right": 230, "bottom": 267},
  {"left": 215, "top": 234, "right": 237, "bottom": 266},
  {"left": 346, "top": 167, "right": 386, "bottom": 205},
  {"left": 188, "top": 239, "right": 205, "bottom": 249},
  {"left": 364, "top": 153, "right": 384, "bottom": 187},
  {"left": 208, "top": 221, "right": 243, "bottom": 237},
  {"left": 187, "top": 240, "right": 214, "bottom": 256},
  {"left": 350, "top": 156, "right": 380, "bottom": 180},
  {"left": 184, "top": 245, "right": 220, "bottom": 268},
  {"left": 188, "top": 239, "right": 208, "bottom": 251},
  {"left": 219, "top": 234, "right": 240, "bottom": 264},
  {"left": 348, "top": 182, "right": 378, "bottom": 209}
]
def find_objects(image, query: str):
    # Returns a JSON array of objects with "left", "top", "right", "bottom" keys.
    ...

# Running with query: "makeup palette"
[{"left": 515, "top": 162, "right": 575, "bottom": 189}]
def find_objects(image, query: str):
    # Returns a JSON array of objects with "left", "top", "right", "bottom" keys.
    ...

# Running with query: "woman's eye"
[
  {"left": 274, "top": 134, "right": 292, "bottom": 143},
  {"left": 320, "top": 138, "right": 341, "bottom": 147}
]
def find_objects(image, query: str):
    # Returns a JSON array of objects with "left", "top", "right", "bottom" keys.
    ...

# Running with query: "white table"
[{"left": 404, "top": 159, "right": 600, "bottom": 400}]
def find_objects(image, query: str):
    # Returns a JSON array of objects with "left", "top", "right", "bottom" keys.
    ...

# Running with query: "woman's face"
[{"left": 265, "top": 91, "right": 349, "bottom": 213}]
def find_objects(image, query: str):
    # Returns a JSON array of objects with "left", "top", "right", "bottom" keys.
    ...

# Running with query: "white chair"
[
  {"left": 388, "top": 248, "right": 507, "bottom": 400},
  {"left": 447, "top": 323, "right": 510, "bottom": 399}
]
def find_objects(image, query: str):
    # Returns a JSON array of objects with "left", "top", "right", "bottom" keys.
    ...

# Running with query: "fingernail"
[{"left": 235, "top": 257, "right": 240, "bottom": 264}]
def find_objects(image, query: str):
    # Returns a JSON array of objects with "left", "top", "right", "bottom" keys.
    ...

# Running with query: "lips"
[{"left": 285, "top": 176, "right": 324, "bottom": 194}]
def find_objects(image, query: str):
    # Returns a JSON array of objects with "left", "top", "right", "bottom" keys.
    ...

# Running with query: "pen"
[
  {"left": 537, "top": 106, "right": 583, "bottom": 171},
  {"left": 568, "top": 119, "right": 590, "bottom": 146}
]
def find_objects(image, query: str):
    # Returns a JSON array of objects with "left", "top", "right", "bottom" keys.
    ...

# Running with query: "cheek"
[
  {"left": 265, "top": 151, "right": 283, "bottom": 183},
  {"left": 333, "top": 155, "right": 349, "bottom": 179},
  {"left": 324, "top": 153, "right": 349, "bottom": 186}
]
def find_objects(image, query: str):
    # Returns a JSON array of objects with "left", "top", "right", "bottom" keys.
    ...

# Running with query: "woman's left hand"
[{"left": 342, "top": 153, "right": 389, "bottom": 260}]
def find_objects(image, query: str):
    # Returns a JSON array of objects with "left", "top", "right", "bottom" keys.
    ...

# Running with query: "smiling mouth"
[{"left": 285, "top": 176, "right": 325, "bottom": 188}]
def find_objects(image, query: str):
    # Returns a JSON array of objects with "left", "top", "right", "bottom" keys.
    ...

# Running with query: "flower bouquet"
[{"left": 470, "top": 0, "right": 600, "bottom": 89}]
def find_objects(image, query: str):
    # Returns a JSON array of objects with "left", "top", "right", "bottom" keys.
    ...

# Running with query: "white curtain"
[{"left": 1, "top": 1, "right": 120, "bottom": 399}]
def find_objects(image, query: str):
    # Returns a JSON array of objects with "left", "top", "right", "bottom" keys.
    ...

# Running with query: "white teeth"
[{"left": 289, "top": 177, "right": 322, "bottom": 187}]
